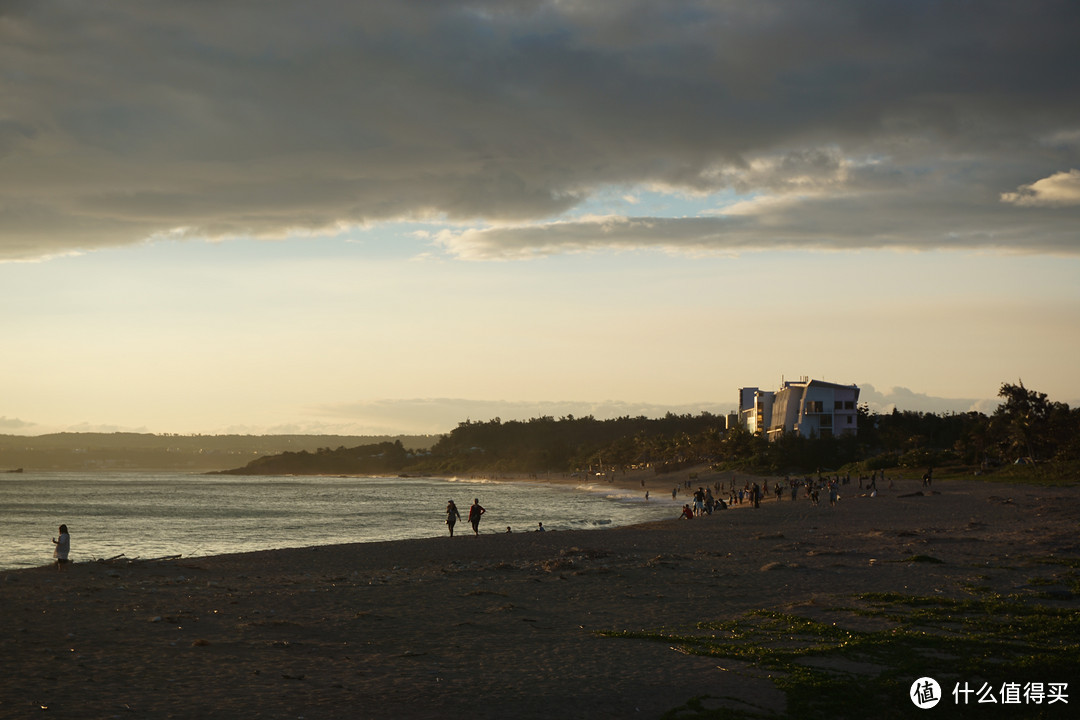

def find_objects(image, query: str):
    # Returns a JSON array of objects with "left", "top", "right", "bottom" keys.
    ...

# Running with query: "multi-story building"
[
  {"left": 737, "top": 387, "right": 774, "bottom": 435},
  {"left": 738, "top": 378, "right": 860, "bottom": 441}
]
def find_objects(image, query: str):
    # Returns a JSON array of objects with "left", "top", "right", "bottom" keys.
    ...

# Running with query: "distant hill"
[
  {"left": 215, "top": 440, "right": 413, "bottom": 476},
  {"left": 219, "top": 414, "right": 732, "bottom": 476},
  {"left": 0, "top": 433, "right": 436, "bottom": 472}
]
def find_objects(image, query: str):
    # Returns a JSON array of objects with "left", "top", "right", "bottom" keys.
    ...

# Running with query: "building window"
[
  {"left": 847, "top": 415, "right": 854, "bottom": 424},
  {"left": 845, "top": 401, "right": 855, "bottom": 410},
  {"left": 820, "top": 415, "right": 832, "bottom": 428},
  {"left": 834, "top": 400, "right": 843, "bottom": 410},
  {"left": 807, "top": 401, "right": 824, "bottom": 413}
]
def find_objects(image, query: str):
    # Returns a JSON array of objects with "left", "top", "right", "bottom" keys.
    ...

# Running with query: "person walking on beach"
[
  {"left": 52, "top": 524, "right": 70, "bottom": 570},
  {"left": 445, "top": 500, "right": 462, "bottom": 537},
  {"left": 468, "top": 498, "right": 486, "bottom": 536}
]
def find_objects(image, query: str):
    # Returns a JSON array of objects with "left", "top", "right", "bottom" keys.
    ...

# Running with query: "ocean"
[{"left": 0, "top": 471, "right": 680, "bottom": 571}]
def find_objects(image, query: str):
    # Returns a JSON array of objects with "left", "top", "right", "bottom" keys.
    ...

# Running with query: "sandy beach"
[{"left": 2, "top": 470, "right": 1078, "bottom": 719}]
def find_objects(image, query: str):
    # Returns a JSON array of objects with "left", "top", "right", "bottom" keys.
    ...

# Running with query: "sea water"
[{"left": 0, "top": 471, "right": 680, "bottom": 571}]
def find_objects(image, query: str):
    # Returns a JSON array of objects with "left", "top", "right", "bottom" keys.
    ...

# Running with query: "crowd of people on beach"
[
  {"left": 671, "top": 467, "right": 924, "bottom": 519},
  {"left": 444, "top": 467, "right": 925, "bottom": 534}
]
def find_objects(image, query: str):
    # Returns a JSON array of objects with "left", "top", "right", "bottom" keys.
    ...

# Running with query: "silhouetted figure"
[
  {"left": 52, "top": 524, "right": 70, "bottom": 570},
  {"left": 469, "top": 498, "right": 486, "bottom": 536},
  {"left": 445, "top": 500, "right": 462, "bottom": 536}
]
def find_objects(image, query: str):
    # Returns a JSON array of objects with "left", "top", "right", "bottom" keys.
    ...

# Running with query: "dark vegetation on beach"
[
  {"left": 610, "top": 574, "right": 1080, "bottom": 719},
  {"left": 221, "top": 382, "right": 1080, "bottom": 483}
]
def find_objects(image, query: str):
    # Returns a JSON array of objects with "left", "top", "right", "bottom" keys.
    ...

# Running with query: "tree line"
[{"left": 222, "top": 382, "right": 1079, "bottom": 479}]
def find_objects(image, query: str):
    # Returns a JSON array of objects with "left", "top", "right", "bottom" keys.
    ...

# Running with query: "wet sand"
[{"left": 2, "top": 472, "right": 1077, "bottom": 719}]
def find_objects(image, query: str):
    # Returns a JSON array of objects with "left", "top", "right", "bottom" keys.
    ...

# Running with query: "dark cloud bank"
[{"left": 2, "top": 0, "right": 1078, "bottom": 261}]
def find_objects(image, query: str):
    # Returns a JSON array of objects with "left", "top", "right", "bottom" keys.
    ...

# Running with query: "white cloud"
[
  {"left": 433, "top": 165, "right": 1080, "bottom": 260},
  {"left": 857, "top": 384, "right": 995, "bottom": 416},
  {"left": 1001, "top": 169, "right": 1080, "bottom": 208},
  {"left": 0, "top": 416, "right": 36, "bottom": 432}
]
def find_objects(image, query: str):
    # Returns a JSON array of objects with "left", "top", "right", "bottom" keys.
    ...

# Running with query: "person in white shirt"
[{"left": 52, "top": 524, "right": 70, "bottom": 570}]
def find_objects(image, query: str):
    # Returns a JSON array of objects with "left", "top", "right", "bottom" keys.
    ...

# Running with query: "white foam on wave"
[
  {"left": 575, "top": 483, "right": 679, "bottom": 505},
  {"left": 564, "top": 518, "right": 614, "bottom": 529}
]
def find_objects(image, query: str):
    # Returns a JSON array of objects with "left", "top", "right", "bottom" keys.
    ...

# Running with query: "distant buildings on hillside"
[{"left": 736, "top": 377, "right": 860, "bottom": 441}]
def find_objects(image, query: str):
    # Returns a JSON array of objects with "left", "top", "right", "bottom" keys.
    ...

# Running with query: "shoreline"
[
  {"left": 0, "top": 464, "right": 1037, "bottom": 577},
  {"left": 1, "top": 469, "right": 694, "bottom": 573},
  {"left": 3, "top": 475, "right": 1078, "bottom": 718},
  {"left": 0, "top": 464, "right": 991, "bottom": 576}
]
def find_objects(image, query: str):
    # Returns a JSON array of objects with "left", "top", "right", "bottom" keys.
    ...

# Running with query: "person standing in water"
[
  {"left": 468, "top": 498, "right": 486, "bottom": 536},
  {"left": 445, "top": 500, "right": 462, "bottom": 536},
  {"left": 52, "top": 524, "right": 70, "bottom": 570}
]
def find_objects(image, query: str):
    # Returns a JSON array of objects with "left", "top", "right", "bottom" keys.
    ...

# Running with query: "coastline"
[
  {"left": 0, "top": 470, "right": 690, "bottom": 572},
  {"left": 2, "top": 473, "right": 1078, "bottom": 718}
]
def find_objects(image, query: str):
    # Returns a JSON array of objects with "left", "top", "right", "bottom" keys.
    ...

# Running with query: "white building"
[
  {"left": 739, "top": 378, "right": 860, "bottom": 441},
  {"left": 737, "top": 387, "right": 774, "bottom": 435}
]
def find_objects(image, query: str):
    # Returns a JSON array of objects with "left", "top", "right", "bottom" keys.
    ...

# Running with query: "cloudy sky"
[{"left": 2, "top": 0, "right": 1079, "bottom": 436}]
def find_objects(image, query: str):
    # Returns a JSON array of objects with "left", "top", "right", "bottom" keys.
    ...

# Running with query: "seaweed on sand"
[{"left": 598, "top": 585, "right": 1080, "bottom": 719}]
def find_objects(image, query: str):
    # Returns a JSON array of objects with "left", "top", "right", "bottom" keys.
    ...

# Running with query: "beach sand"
[{"left": 2, "top": 471, "right": 1077, "bottom": 719}]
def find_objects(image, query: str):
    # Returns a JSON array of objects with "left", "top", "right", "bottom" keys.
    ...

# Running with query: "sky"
[{"left": 2, "top": 0, "right": 1079, "bottom": 436}]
